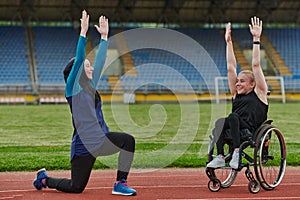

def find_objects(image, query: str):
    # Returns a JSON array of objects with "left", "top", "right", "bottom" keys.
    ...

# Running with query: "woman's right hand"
[
  {"left": 80, "top": 10, "right": 89, "bottom": 37},
  {"left": 225, "top": 22, "right": 232, "bottom": 43}
]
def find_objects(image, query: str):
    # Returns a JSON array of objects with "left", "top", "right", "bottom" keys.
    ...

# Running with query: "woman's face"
[
  {"left": 84, "top": 59, "right": 93, "bottom": 80},
  {"left": 235, "top": 73, "right": 255, "bottom": 94}
]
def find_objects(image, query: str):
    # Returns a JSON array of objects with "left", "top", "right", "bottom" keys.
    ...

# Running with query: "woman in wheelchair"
[{"left": 207, "top": 16, "right": 269, "bottom": 170}]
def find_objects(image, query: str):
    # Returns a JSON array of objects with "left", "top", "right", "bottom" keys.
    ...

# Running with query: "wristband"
[{"left": 253, "top": 41, "right": 260, "bottom": 45}]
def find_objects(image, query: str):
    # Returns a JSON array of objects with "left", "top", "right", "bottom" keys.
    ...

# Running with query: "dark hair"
[
  {"left": 63, "top": 57, "right": 100, "bottom": 102},
  {"left": 63, "top": 57, "right": 75, "bottom": 83}
]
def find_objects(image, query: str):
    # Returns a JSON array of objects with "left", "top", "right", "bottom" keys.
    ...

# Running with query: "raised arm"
[
  {"left": 73, "top": 10, "right": 89, "bottom": 70},
  {"left": 249, "top": 16, "right": 268, "bottom": 104},
  {"left": 92, "top": 16, "right": 109, "bottom": 85},
  {"left": 65, "top": 10, "right": 89, "bottom": 97},
  {"left": 225, "top": 22, "right": 238, "bottom": 96},
  {"left": 80, "top": 10, "right": 89, "bottom": 38}
]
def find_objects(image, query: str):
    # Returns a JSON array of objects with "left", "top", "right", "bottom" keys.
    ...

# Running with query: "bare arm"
[
  {"left": 225, "top": 22, "right": 237, "bottom": 96},
  {"left": 249, "top": 16, "right": 268, "bottom": 104}
]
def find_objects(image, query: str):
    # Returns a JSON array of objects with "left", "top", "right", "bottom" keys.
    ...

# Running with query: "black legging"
[
  {"left": 214, "top": 113, "right": 251, "bottom": 156},
  {"left": 46, "top": 132, "right": 135, "bottom": 193}
]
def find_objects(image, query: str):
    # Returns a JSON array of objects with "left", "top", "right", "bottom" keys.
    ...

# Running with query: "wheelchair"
[{"left": 205, "top": 120, "right": 286, "bottom": 193}]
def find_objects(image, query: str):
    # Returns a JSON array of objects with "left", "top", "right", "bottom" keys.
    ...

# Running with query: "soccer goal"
[{"left": 215, "top": 76, "right": 286, "bottom": 104}]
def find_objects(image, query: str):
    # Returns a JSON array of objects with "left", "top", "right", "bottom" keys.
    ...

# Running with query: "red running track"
[{"left": 0, "top": 167, "right": 299, "bottom": 200}]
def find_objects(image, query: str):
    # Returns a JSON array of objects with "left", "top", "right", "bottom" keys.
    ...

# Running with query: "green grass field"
[{"left": 0, "top": 102, "right": 299, "bottom": 172}]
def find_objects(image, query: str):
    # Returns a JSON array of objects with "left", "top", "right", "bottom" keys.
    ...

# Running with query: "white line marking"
[
  {"left": 1, "top": 182, "right": 300, "bottom": 193},
  {"left": 0, "top": 195, "right": 23, "bottom": 200}
]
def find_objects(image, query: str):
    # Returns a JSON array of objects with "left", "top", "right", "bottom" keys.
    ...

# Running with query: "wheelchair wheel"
[
  {"left": 248, "top": 180, "right": 261, "bottom": 194},
  {"left": 254, "top": 125, "right": 286, "bottom": 191},
  {"left": 208, "top": 179, "right": 221, "bottom": 192}
]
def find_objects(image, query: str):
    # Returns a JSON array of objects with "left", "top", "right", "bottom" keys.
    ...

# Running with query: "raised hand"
[
  {"left": 94, "top": 16, "right": 109, "bottom": 40},
  {"left": 80, "top": 10, "right": 89, "bottom": 37},
  {"left": 249, "top": 16, "right": 262, "bottom": 40},
  {"left": 225, "top": 22, "right": 232, "bottom": 43}
]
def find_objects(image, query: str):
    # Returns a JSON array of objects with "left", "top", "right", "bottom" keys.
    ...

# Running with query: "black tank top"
[{"left": 232, "top": 91, "right": 268, "bottom": 131}]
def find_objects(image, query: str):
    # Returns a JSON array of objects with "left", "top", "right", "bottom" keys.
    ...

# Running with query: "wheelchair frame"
[{"left": 205, "top": 120, "right": 286, "bottom": 193}]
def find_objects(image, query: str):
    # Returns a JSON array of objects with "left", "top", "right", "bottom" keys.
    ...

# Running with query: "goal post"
[
  {"left": 214, "top": 76, "right": 230, "bottom": 104},
  {"left": 215, "top": 76, "right": 286, "bottom": 104}
]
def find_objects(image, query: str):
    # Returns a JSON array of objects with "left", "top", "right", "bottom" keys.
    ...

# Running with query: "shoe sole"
[
  {"left": 37, "top": 168, "right": 46, "bottom": 174},
  {"left": 112, "top": 191, "right": 136, "bottom": 196},
  {"left": 207, "top": 164, "right": 226, "bottom": 168}
]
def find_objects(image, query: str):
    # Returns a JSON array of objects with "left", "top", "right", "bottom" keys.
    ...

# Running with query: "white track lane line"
[{"left": 1, "top": 182, "right": 300, "bottom": 193}]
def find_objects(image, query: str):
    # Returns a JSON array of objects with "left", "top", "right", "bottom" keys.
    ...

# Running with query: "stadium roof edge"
[{"left": 0, "top": 0, "right": 300, "bottom": 27}]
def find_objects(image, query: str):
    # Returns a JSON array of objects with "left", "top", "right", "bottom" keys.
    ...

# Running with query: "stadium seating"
[
  {"left": 232, "top": 28, "right": 253, "bottom": 49},
  {"left": 1, "top": 25, "right": 300, "bottom": 96},
  {"left": 265, "top": 28, "right": 300, "bottom": 74},
  {"left": 32, "top": 26, "right": 110, "bottom": 92},
  {"left": 32, "top": 26, "right": 78, "bottom": 86},
  {"left": 264, "top": 28, "right": 300, "bottom": 91},
  {"left": 0, "top": 26, "right": 31, "bottom": 89},
  {"left": 120, "top": 28, "right": 228, "bottom": 93}
]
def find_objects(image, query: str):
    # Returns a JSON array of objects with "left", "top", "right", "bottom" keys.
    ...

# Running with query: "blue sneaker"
[
  {"left": 112, "top": 179, "right": 136, "bottom": 196},
  {"left": 33, "top": 168, "right": 48, "bottom": 190}
]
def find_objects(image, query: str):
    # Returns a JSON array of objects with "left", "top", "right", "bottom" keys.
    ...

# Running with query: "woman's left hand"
[
  {"left": 94, "top": 16, "right": 109, "bottom": 40},
  {"left": 249, "top": 16, "right": 262, "bottom": 40}
]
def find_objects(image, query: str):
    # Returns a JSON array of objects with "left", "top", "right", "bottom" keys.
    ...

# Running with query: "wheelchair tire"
[
  {"left": 248, "top": 180, "right": 261, "bottom": 194},
  {"left": 208, "top": 179, "right": 221, "bottom": 192},
  {"left": 254, "top": 124, "right": 286, "bottom": 191}
]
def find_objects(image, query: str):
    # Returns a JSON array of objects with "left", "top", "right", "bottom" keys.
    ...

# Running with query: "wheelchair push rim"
[{"left": 254, "top": 126, "right": 286, "bottom": 190}]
